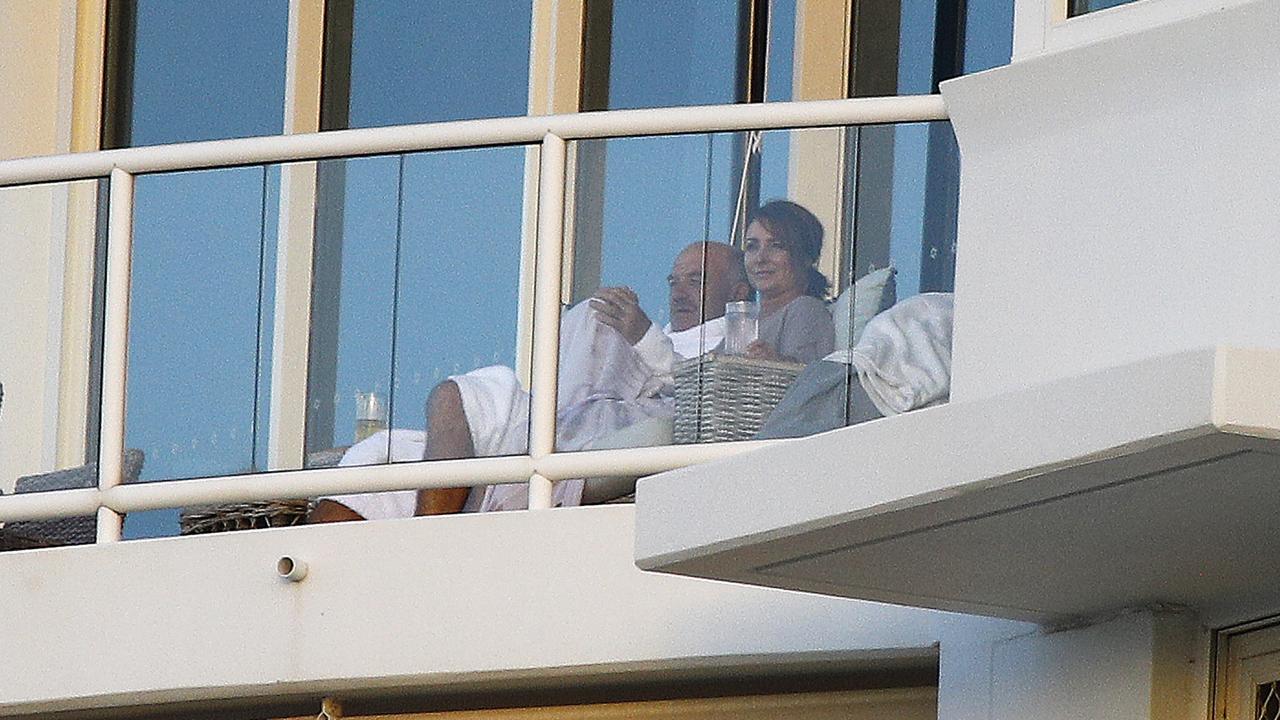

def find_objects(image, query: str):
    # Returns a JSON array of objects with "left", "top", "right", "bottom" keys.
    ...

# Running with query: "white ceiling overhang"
[{"left": 634, "top": 347, "right": 1280, "bottom": 624}]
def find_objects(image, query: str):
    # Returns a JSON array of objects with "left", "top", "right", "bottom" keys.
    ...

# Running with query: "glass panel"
[
  {"left": 839, "top": 120, "right": 958, "bottom": 427},
  {"left": 308, "top": 155, "right": 399, "bottom": 457},
  {"left": 305, "top": 146, "right": 530, "bottom": 520},
  {"left": 556, "top": 129, "right": 849, "bottom": 462},
  {"left": 388, "top": 149, "right": 528, "bottom": 440},
  {"left": 1070, "top": 0, "right": 1140, "bottom": 17},
  {"left": 344, "top": 0, "right": 533, "bottom": 128},
  {"left": 309, "top": 146, "right": 529, "bottom": 462},
  {"left": 126, "top": 165, "right": 285, "bottom": 538},
  {"left": 0, "top": 179, "right": 104, "bottom": 549},
  {"left": 550, "top": 121, "right": 958, "bottom": 498},
  {"left": 759, "top": 0, "right": 797, "bottom": 202},
  {"left": 602, "top": 0, "right": 746, "bottom": 109},
  {"left": 118, "top": 0, "right": 287, "bottom": 146}
]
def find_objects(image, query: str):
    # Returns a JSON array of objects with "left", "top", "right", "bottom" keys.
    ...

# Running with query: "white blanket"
[{"left": 823, "top": 292, "right": 954, "bottom": 416}]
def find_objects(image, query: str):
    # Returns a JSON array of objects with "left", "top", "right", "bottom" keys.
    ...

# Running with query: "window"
[
  {"left": 103, "top": 0, "right": 287, "bottom": 147},
  {"left": 102, "top": 0, "right": 289, "bottom": 538},
  {"left": 1069, "top": 0, "right": 1142, "bottom": 17}
]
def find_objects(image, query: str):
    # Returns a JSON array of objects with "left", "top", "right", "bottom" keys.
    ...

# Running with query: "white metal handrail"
[
  {"left": 0, "top": 95, "right": 950, "bottom": 535},
  {"left": 0, "top": 96, "right": 946, "bottom": 187}
]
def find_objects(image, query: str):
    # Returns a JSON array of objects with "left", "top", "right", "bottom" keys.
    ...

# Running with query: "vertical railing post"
[
  {"left": 527, "top": 133, "right": 567, "bottom": 509},
  {"left": 97, "top": 167, "right": 134, "bottom": 542}
]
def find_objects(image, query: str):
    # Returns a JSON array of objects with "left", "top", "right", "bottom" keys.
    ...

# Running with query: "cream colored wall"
[
  {"left": 0, "top": 0, "right": 88, "bottom": 487},
  {"left": 0, "top": 185, "right": 60, "bottom": 490},
  {"left": 267, "top": 0, "right": 326, "bottom": 470},
  {"left": 54, "top": 0, "right": 106, "bottom": 469},
  {"left": 0, "top": 1, "right": 64, "bottom": 161},
  {"left": 985, "top": 610, "right": 1208, "bottom": 720},
  {"left": 787, "top": 0, "right": 851, "bottom": 291}
]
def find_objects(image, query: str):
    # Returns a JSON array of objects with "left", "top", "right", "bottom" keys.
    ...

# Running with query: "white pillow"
[{"left": 830, "top": 266, "right": 897, "bottom": 350}]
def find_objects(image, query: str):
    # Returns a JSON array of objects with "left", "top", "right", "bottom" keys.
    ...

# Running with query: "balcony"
[
  {"left": 0, "top": 96, "right": 1024, "bottom": 715},
  {"left": 0, "top": 96, "right": 958, "bottom": 543}
]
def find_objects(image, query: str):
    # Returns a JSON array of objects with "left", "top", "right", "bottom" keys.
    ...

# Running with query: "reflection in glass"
[
  {"left": 341, "top": 0, "right": 532, "bottom": 128},
  {"left": 389, "top": 149, "right": 526, "bottom": 436},
  {"left": 114, "top": 0, "right": 287, "bottom": 146},
  {"left": 602, "top": 0, "right": 745, "bottom": 110},
  {"left": 764, "top": 0, "right": 797, "bottom": 103},
  {"left": 963, "top": 0, "right": 1015, "bottom": 74},
  {"left": 126, "top": 166, "right": 282, "bottom": 537},
  {"left": 0, "top": 180, "right": 104, "bottom": 514}
]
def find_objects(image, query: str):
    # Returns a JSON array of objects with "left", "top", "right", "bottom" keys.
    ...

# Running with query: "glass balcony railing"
[
  {"left": 0, "top": 96, "right": 956, "bottom": 545},
  {"left": 0, "top": 178, "right": 105, "bottom": 550}
]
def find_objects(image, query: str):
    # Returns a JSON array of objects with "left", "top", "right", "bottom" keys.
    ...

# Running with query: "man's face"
[{"left": 667, "top": 245, "right": 739, "bottom": 332}]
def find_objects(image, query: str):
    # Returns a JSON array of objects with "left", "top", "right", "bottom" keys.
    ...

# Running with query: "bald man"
[{"left": 311, "top": 242, "right": 751, "bottom": 522}]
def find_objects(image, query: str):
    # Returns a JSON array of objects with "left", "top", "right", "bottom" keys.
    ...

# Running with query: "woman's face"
[{"left": 744, "top": 220, "right": 801, "bottom": 299}]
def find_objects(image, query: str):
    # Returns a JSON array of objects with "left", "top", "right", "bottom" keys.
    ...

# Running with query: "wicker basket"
[
  {"left": 180, "top": 499, "right": 310, "bottom": 535},
  {"left": 673, "top": 353, "right": 803, "bottom": 444}
]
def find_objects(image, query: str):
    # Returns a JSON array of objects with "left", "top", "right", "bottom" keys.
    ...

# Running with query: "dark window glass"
[
  {"left": 840, "top": 0, "right": 1009, "bottom": 299},
  {"left": 963, "top": 0, "right": 1016, "bottom": 74},
  {"left": 1071, "top": 0, "right": 1140, "bottom": 17}
]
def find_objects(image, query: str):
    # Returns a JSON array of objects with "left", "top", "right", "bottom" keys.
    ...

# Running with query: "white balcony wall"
[
  {"left": 988, "top": 610, "right": 1208, "bottom": 720},
  {"left": 944, "top": 0, "right": 1280, "bottom": 402},
  {"left": 1011, "top": 0, "right": 1259, "bottom": 60},
  {"left": 0, "top": 505, "right": 1031, "bottom": 716}
]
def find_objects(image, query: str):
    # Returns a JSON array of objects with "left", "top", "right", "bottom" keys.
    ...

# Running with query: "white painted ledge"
[{"left": 635, "top": 347, "right": 1280, "bottom": 624}]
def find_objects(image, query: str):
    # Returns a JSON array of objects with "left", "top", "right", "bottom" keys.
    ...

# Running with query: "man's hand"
[{"left": 589, "top": 286, "right": 652, "bottom": 345}]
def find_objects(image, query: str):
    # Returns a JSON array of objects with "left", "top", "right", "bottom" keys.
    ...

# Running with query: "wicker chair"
[
  {"left": 2, "top": 448, "right": 145, "bottom": 548},
  {"left": 179, "top": 447, "right": 347, "bottom": 535}
]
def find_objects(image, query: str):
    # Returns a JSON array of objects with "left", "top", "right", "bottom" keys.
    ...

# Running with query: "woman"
[{"left": 741, "top": 200, "right": 835, "bottom": 364}]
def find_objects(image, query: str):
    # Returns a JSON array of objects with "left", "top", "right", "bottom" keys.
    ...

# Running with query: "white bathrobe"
[{"left": 323, "top": 303, "right": 723, "bottom": 519}]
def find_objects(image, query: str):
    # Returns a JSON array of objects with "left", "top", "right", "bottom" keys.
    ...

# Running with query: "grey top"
[{"left": 759, "top": 295, "right": 836, "bottom": 364}]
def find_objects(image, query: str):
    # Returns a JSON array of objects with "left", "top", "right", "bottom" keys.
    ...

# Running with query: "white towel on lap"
[
  {"left": 824, "top": 293, "right": 954, "bottom": 416},
  {"left": 323, "top": 429, "right": 425, "bottom": 520}
]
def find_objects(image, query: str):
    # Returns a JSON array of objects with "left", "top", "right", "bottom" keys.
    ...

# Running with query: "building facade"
[{"left": 1, "top": 0, "right": 1276, "bottom": 718}]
